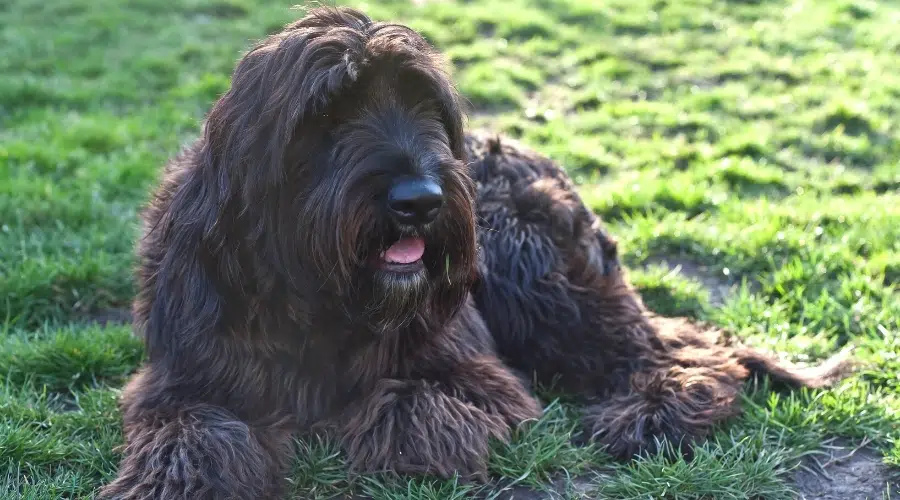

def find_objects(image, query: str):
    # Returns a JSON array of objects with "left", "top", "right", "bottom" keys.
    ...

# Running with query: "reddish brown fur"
[{"left": 100, "top": 7, "right": 852, "bottom": 499}]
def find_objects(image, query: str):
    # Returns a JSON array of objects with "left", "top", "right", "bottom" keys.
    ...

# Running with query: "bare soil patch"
[{"left": 792, "top": 440, "right": 898, "bottom": 500}]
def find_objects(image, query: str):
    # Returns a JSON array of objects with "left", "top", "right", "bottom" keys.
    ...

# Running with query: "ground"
[{"left": 1, "top": 0, "right": 898, "bottom": 498}]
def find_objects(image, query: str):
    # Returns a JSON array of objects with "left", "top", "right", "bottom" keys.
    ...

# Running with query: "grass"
[{"left": 1, "top": 0, "right": 899, "bottom": 498}]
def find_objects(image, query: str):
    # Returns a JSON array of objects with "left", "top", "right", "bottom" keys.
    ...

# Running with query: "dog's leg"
[
  {"left": 583, "top": 368, "right": 743, "bottom": 460},
  {"left": 99, "top": 374, "right": 294, "bottom": 500},
  {"left": 415, "top": 303, "right": 545, "bottom": 433},
  {"left": 336, "top": 378, "right": 508, "bottom": 481},
  {"left": 436, "top": 354, "right": 544, "bottom": 429},
  {"left": 335, "top": 305, "right": 541, "bottom": 480},
  {"left": 336, "top": 369, "right": 541, "bottom": 481},
  {"left": 100, "top": 405, "right": 293, "bottom": 500},
  {"left": 579, "top": 332, "right": 748, "bottom": 460},
  {"left": 571, "top": 312, "right": 850, "bottom": 460}
]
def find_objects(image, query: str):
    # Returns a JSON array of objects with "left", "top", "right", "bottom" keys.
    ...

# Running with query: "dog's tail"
[{"left": 735, "top": 344, "right": 857, "bottom": 389}]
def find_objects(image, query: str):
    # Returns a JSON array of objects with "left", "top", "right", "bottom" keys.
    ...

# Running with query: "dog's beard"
[
  {"left": 361, "top": 226, "right": 440, "bottom": 333},
  {"left": 325, "top": 214, "right": 470, "bottom": 334},
  {"left": 365, "top": 266, "right": 432, "bottom": 333}
]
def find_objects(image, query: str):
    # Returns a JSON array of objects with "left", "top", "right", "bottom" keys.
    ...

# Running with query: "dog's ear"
[{"left": 138, "top": 146, "right": 246, "bottom": 360}]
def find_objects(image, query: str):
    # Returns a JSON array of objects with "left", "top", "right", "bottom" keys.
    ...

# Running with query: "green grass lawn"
[{"left": 2, "top": 0, "right": 899, "bottom": 498}]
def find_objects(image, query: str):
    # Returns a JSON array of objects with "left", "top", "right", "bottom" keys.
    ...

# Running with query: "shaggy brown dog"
[{"left": 100, "top": 6, "right": 851, "bottom": 499}]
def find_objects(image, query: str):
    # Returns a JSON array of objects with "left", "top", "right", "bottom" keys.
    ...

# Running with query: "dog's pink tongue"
[{"left": 383, "top": 237, "right": 425, "bottom": 264}]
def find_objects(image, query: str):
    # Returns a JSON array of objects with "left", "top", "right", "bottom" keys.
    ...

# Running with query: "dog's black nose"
[{"left": 387, "top": 177, "right": 444, "bottom": 225}]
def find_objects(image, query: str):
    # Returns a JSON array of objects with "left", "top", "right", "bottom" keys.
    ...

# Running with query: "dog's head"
[{"left": 196, "top": 7, "right": 476, "bottom": 333}]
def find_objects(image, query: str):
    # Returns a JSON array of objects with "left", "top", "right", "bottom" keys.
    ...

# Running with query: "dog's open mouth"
[{"left": 378, "top": 236, "right": 426, "bottom": 272}]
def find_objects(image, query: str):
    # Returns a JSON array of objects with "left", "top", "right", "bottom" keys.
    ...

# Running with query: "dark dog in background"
[{"left": 100, "top": 7, "right": 851, "bottom": 499}]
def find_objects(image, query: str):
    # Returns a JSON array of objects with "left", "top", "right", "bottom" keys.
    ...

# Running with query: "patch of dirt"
[
  {"left": 792, "top": 440, "right": 899, "bottom": 500},
  {"left": 642, "top": 255, "right": 740, "bottom": 306}
]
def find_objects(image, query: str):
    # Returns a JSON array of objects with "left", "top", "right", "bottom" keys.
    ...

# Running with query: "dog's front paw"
[
  {"left": 442, "top": 357, "right": 543, "bottom": 428},
  {"left": 339, "top": 379, "right": 508, "bottom": 480}
]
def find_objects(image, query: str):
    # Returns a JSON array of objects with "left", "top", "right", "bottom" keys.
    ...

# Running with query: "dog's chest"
[{"left": 283, "top": 329, "right": 410, "bottom": 426}]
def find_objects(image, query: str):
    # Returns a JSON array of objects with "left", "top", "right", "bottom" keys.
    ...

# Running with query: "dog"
[{"left": 100, "top": 7, "right": 852, "bottom": 499}]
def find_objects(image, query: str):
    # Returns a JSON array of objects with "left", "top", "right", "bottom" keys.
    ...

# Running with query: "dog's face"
[
  {"left": 300, "top": 72, "right": 477, "bottom": 333},
  {"left": 200, "top": 7, "right": 477, "bottom": 333}
]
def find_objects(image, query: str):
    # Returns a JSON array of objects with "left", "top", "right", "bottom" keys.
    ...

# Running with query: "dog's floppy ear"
[{"left": 138, "top": 145, "right": 244, "bottom": 361}]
